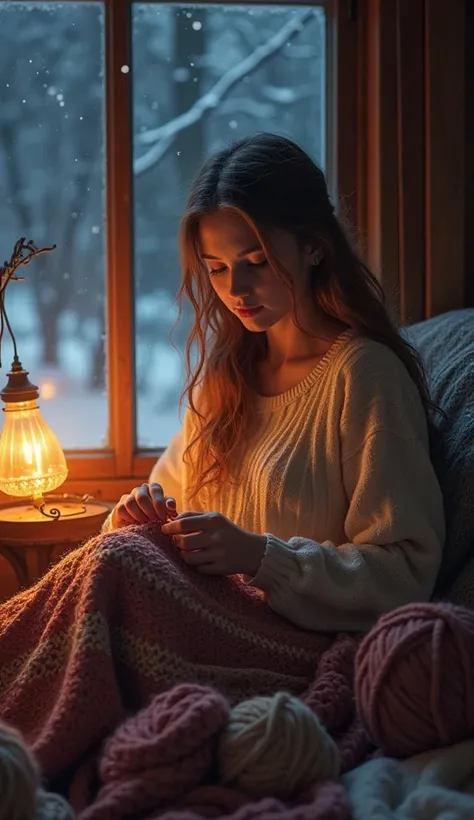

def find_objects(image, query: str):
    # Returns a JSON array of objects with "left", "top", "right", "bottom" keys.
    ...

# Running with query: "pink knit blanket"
[{"left": 0, "top": 525, "right": 369, "bottom": 818}]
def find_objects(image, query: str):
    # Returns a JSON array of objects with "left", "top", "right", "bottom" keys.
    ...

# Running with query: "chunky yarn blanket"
[{"left": 0, "top": 526, "right": 369, "bottom": 818}]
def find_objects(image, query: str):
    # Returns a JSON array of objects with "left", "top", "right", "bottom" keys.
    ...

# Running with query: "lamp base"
[{"left": 0, "top": 494, "right": 112, "bottom": 597}]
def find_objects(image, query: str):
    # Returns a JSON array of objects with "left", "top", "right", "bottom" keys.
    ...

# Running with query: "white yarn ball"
[
  {"left": 36, "top": 790, "right": 75, "bottom": 820},
  {"left": 0, "top": 721, "right": 38, "bottom": 820},
  {"left": 0, "top": 721, "right": 74, "bottom": 820},
  {"left": 218, "top": 692, "right": 340, "bottom": 800}
]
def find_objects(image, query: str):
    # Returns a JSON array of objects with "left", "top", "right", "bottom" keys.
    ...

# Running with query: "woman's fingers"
[
  {"left": 123, "top": 486, "right": 153, "bottom": 523},
  {"left": 165, "top": 497, "right": 178, "bottom": 518},
  {"left": 148, "top": 482, "right": 168, "bottom": 521},
  {"left": 112, "top": 500, "right": 138, "bottom": 527},
  {"left": 112, "top": 483, "right": 177, "bottom": 528},
  {"left": 180, "top": 546, "right": 219, "bottom": 566}
]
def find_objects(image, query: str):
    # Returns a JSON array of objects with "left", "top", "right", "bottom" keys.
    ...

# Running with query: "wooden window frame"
[{"left": 0, "top": 0, "right": 361, "bottom": 504}]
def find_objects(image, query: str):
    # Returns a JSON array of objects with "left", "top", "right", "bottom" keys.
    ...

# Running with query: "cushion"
[{"left": 403, "top": 309, "right": 474, "bottom": 595}]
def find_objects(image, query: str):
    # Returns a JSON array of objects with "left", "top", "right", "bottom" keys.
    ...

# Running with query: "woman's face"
[{"left": 198, "top": 209, "right": 315, "bottom": 332}]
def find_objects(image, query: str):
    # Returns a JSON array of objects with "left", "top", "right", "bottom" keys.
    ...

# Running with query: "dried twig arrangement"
[{"left": 0, "top": 238, "right": 56, "bottom": 367}]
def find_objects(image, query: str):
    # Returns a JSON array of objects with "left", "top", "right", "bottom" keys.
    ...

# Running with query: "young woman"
[
  {"left": 105, "top": 132, "right": 445, "bottom": 634},
  {"left": 0, "top": 135, "right": 446, "bottom": 804}
]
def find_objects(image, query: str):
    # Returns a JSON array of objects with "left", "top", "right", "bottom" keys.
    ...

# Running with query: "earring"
[{"left": 312, "top": 250, "right": 324, "bottom": 266}]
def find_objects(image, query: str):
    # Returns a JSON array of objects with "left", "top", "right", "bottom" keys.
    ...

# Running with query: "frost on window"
[
  {"left": 0, "top": 2, "right": 107, "bottom": 449},
  {"left": 132, "top": 4, "right": 326, "bottom": 448}
]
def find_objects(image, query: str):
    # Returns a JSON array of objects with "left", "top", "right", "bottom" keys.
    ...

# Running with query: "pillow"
[{"left": 403, "top": 309, "right": 474, "bottom": 595}]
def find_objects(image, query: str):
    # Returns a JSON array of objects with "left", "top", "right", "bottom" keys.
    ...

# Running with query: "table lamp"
[{"left": 0, "top": 238, "right": 111, "bottom": 598}]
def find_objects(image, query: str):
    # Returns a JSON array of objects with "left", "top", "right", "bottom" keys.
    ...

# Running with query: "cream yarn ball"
[
  {"left": 218, "top": 692, "right": 340, "bottom": 800},
  {"left": 0, "top": 721, "right": 74, "bottom": 820},
  {"left": 36, "top": 791, "right": 75, "bottom": 820},
  {"left": 0, "top": 721, "right": 38, "bottom": 820}
]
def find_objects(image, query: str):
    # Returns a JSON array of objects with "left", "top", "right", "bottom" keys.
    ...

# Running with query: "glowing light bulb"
[{"left": 0, "top": 397, "right": 68, "bottom": 498}]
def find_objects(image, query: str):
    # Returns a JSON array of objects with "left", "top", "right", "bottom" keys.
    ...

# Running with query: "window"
[
  {"left": 0, "top": 2, "right": 107, "bottom": 450},
  {"left": 0, "top": 0, "right": 359, "bottom": 501},
  {"left": 133, "top": 3, "right": 326, "bottom": 447}
]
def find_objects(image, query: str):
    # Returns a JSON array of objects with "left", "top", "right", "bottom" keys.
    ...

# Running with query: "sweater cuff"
[{"left": 248, "top": 533, "right": 299, "bottom": 594}]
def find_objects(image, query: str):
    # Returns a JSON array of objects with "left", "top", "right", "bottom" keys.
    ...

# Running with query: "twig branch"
[
  {"left": 0, "top": 238, "right": 57, "bottom": 295},
  {"left": 0, "top": 238, "right": 56, "bottom": 367},
  {"left": 134, "top": 9, "right": 316, "bottom": 176}
]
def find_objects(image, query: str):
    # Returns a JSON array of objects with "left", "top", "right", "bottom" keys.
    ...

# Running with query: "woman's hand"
[
  {"left": 161, "top": 512, "right": 267, "bottom": 577},
  {"left": 111, "top": 483, "right": 178, "bottom": 529}
]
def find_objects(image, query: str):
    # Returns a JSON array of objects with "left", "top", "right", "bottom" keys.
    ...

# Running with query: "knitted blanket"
[{"left": 0, "top": 526, "right": 369, "bottom": 818}]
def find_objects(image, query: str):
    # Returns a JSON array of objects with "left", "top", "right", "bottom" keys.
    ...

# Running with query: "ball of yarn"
[
  {"left": 217, "top": 691, "right": 340, "bottom": 800},
  {"left": 356, "top": 602, "right": 474, "bottom": 758},
  {"left": 82, "top": 684, "right": 229, "bottom": 819},
  {"left": 0, "top": 721, "right": 73, "bottom": 820},
  {"left": 36, "top": 790, "right": 75, "bottom": 820},
  {"left": 0, "top": 720, "right": 38, "bottom": 820}
]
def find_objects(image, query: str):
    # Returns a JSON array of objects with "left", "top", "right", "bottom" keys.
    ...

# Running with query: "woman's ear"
[{"left": 304, "top": 243, "right": 324, "bottom": 266}]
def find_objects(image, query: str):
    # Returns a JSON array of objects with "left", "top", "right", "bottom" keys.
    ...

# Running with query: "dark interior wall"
[
  {"left": 466, "top": 0, "right": 474, "bottom": 307},
  {"left": 361, "top": 0, "right": 468, "bottom": 323}
]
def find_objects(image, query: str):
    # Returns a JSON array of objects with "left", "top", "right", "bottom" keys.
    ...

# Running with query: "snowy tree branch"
[
  {"left": 133, "top": 9, "right": 316, "bottom": 176},
  {"left": 215, "top": 85, "right": 315, "bottom": 121},
  {"left": 217, "top": 98, "right": 276, "bottom": 119}
]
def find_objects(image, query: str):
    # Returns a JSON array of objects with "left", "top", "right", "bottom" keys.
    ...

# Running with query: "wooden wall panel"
[
  {"left": 334, "top": 0, "right": 360, "bottom": 227},
  {"left": 424, "top": 0, "right": 465, "bottom": 317},
  {"left": 361, "top": 0, "right": 466, "bottom": 323},
  {"left": 397, "top": 0, "right": 425, "bottom": 323},
  {"left": 365, "top": 0, "right": 400, "bottom": 316}
]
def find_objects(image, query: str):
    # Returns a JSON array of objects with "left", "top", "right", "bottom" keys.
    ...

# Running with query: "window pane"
[
  {"left": 133, "top": 3, "right": 326, "bottom": 448},
  {"left": 0, "top": 2, "right": 107, "bottom": 450}
]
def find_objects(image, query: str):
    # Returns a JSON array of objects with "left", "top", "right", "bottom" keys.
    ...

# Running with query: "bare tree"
[
  {"left": 0, "top": 6, "right": 103, "bottom": 368},
  {"left": 0, "top": 3, "right": 324, "bottom": 411},
  {"left": 134, "top": 9, "right": 317, "bottom": 175}
]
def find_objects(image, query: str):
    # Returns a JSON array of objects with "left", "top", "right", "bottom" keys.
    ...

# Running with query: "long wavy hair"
[{"left": 178, "top": 133, "right": 435, "bottom": 499}]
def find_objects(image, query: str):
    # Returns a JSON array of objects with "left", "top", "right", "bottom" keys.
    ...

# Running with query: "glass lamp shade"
[{"left": 0, "top": 399, "right": 68, "bottom": 498}]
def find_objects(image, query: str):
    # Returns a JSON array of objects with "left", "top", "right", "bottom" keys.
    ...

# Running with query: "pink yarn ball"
[
  {"left": 79, "top": 684, "right": 229, "bottom": 820},
  {"left": 356, "top": 602, "right": 474, "bottom": 758}
]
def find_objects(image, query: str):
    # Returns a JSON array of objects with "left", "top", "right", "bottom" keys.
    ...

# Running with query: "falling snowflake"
[{"left": 173, "top": 66, "right": 190, "bottom": 83}]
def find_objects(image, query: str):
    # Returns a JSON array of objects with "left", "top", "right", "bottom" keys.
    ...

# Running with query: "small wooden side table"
[{"left": 0, "top": 495, "right": 112, "bottom": 598}]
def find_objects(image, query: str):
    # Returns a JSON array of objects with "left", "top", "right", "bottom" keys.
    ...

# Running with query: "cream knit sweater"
[{"left": 115, "top": 331, "right": 445, "bottom": 632}]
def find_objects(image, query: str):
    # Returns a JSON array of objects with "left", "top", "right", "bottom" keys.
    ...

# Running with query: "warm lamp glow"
[
  {"left": 39, "top": 380, "right": 58, "bottom": 400},
  {"left": 0, "top": 398, "right": 68, "bottom": 497}
]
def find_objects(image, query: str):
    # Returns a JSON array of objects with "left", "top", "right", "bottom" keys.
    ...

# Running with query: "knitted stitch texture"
[
  {"left": 0, "top": 525, "right": 368, "bottom": 816},
  {"left": 79, "top": 684, "right": 230, "bottom": 819},
  {"left": 78, "top": 684, "right": 352, "bottom": 820},
  {"left": 158, "top": 784, "right": 351, "bottom": 820}
]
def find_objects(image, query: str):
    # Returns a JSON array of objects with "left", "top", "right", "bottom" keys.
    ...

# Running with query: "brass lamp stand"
[{"left": 0, "top": 239, "right": 113, "bottom": 599}]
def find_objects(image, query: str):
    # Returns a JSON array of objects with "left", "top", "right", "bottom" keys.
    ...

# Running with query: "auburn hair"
[{"left": 177, "top": 133, "right": 435, "bottom": 499}]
